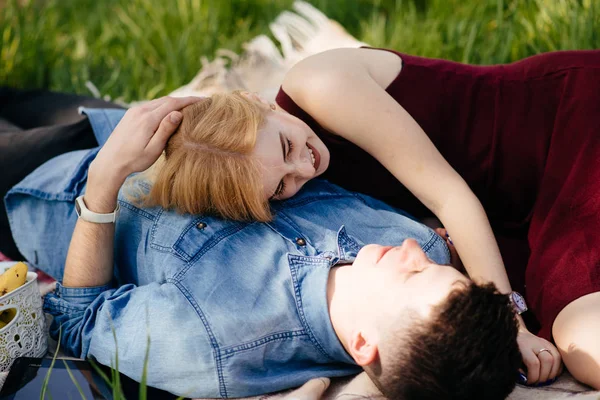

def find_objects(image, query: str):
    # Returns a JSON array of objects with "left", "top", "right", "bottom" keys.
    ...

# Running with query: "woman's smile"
[{"left": 306, "top": 142, "right": 320, "bottom": 171}]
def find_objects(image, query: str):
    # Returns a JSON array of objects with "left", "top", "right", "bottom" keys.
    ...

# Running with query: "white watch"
[{"left": 75, "top": 195, "right": 120, "bottom": 224}]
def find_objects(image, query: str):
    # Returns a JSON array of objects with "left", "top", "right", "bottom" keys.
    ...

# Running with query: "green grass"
[
  {"left": 38, "top": 320, "right": 186, "bottom": 400},
  {"left": 0, "top": 0, "right": 598, "bottom": 102}
]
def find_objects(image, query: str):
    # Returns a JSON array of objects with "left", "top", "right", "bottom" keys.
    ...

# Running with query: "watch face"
[{"left": 512, "top": 292, "right": 527, "bottom": 311}]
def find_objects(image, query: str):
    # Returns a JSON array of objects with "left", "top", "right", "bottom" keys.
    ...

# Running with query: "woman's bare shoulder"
[{"left": 282, "top": 47, "right": 403, "bottom": 100}]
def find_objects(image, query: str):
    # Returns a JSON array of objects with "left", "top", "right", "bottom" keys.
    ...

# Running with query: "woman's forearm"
[
  {"left": 61, "top": 168, "right": 125, "bottom": 287},
  {"left": 436, "top": 190, "right": 512, "bottom": 294},
  {"left": 438, "top": 192, "right": 526, "bottom": 330},
  {"left": 436, "top": 192, "right": 533, "bottom": 327}
]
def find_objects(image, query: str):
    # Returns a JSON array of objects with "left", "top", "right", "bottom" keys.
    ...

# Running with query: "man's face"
[{"left": 343, "top": 239, "right": 471, "bottom": 326}]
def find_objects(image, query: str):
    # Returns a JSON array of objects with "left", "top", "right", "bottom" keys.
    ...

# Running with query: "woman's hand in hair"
[
  {"left": 517, "top": 329, "right": 563, "bottom": 386},
  {"left": 90, "top": 96, "right": 204, "bottom": 190}
]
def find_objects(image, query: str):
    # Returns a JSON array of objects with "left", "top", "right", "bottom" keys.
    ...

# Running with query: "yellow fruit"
[
  {"left": 0, "top": 308, "right": 16, "bottom": 324},
  {"left": 0, "top": 262, "right": 28, "bottom": 297}
]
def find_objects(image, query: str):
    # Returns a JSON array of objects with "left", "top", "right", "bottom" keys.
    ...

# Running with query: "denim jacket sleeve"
[
  {"left": 43, "top": 282, "right": 118, "bottom": 357},
  {"left": 44, "top": 280, "right": 219, "bottom": 395}
]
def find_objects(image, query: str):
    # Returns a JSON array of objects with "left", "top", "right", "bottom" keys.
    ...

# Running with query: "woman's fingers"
[
  {"left": 517, "top": 328, "right": 562, "bottom": 385},
  {"left": 522, "top": 349, "right": 541, "bottom": 383},
  {"left": 536, "top": 350, "right": 554, "bottom": 382},
  {"left": 548, "top": 346, "right": 562, "bottom": 380},
  {"left": 523, "top": 348, "right": 560, "bottom": 385}
]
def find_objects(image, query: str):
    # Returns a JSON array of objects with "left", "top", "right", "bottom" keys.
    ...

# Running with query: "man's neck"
[{"left": 327, "top": 265, "right": 351, "bottom": 353}]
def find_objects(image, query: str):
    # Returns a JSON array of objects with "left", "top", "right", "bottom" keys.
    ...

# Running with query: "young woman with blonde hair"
[{"left": 139, "top": 90, "right": 328, "bottom": 222}]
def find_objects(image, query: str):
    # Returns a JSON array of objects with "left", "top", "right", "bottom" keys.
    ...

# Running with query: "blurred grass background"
[{"left": 0, "top": 0, "right": 598, "bottom": 102}]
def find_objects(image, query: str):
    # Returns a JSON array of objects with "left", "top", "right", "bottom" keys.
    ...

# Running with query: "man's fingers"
[
  {"left": 139, "top": 96, "right": 205, "bottom": 126},
  {"left": 139, "top": 96, "right": 172, "bottom": 111},
  {"left": 153, "top": 96, "right": 205, "bottom": 119},
  {"left": 283, "top": 378, "right": 330, "bottom": 400},
  {"left": 146, "top": 111, "right": 182, "bottom": 155}
]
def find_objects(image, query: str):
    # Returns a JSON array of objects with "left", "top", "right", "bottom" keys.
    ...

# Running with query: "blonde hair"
[{"left": 136, "top": 91, "right": 272, "bottom": 221}]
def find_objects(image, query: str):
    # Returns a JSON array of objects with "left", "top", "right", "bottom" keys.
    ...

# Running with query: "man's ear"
[{"left": 348, "top": 330, "right": 379, "bottom": 366}]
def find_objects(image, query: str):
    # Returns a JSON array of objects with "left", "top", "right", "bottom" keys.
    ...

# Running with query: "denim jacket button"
[
  {"left": 196, "top": 222, "right": 207, "bottom": 230},
  {"left": 295, "top": 238, "right": 306, "bottom": 246}
]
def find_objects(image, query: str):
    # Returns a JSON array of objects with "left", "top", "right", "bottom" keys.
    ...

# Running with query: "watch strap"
[{"left": 75, "top": 195, "right": 120, "bottom": 224}]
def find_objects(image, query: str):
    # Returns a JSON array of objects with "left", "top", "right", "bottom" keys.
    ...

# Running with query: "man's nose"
[
  {"left": 400, "top": 239, "right": 429, "bottom": 270},
  {"left": 402, "top": 239, "right": 420, "bottom": 249}
]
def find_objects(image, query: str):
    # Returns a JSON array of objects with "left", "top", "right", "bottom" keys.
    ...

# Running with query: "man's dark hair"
[{"left": 365, "top": 282, "right": 521, "bottom": 400}]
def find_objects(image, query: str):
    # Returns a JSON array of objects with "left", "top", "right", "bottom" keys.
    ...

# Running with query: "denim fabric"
[{"left": 4, "top": 108, "right": 450, "bottom": 398}]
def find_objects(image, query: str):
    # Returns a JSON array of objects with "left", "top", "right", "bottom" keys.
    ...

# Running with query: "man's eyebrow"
[
  {"left": 279, "top": 131, "right": 286, "bottom": 162},
  {"left": 406, "top": 263, "right": 436, "bottom": 281},
  {"left": 404, "top": 270, "right": 419, "bottom": 282}
]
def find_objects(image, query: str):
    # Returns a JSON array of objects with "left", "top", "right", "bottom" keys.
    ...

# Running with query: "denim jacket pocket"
[{"left": 150, "top": 208, "right": 250, "bottom": 263}]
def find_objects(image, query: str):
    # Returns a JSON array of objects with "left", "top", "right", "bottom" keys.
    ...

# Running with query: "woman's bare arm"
[
  {"left": 283, "top": 48, "right": 561, "bottom": 383},
  {"left": 284, "top": 48, "right": 512, "bottom": 293}
]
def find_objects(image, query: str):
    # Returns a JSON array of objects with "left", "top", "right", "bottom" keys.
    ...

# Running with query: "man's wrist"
[
  {"left": 85, "top": 166, "right": 125, "bottom": 213},
  {"left": 88, "top": 159, "right": 128, "bottom": 188},
  {"left": 83, "top": 187, "right": 120, "bottom": 214}
]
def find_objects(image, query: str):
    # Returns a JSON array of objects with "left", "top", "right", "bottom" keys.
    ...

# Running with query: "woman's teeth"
[{"left": 307, "top": 146, "right": 316, "bottom": 167}]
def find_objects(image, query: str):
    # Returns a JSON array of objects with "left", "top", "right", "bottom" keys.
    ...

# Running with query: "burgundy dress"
[{"left": 276, "top": 47, "right": 600, "bottom": 340}]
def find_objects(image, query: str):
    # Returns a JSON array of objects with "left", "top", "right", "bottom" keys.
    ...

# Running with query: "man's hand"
[
  {"left": 517, "top": 328, "right": 562, "bottom": 385},
  {"left": 63, "top": 96, "right": 203, "bottom": 287},
  {"left": 89, "top": 96, "right": 203, "bottom": 195},
  {"left": 282, "top": 378, "right": 330, "bottom": 400}
]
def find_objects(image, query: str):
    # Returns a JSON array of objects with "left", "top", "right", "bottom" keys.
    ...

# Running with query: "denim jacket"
[{"left": 5, "top": 108, "right": 450, "bottom": 398}]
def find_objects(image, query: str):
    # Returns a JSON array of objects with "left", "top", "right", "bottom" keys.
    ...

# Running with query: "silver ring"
[{"left": 535, "top": 348, "right": 552, "bottom": 356}]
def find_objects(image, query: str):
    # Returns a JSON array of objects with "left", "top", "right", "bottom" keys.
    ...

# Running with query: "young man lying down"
[{"left": 5, "top": 97, "right": 520, "bottom": 399}]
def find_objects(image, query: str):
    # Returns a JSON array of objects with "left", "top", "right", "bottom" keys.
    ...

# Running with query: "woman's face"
[{"left": 246, "top": 93, "right": 330, "bottom": 201}]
